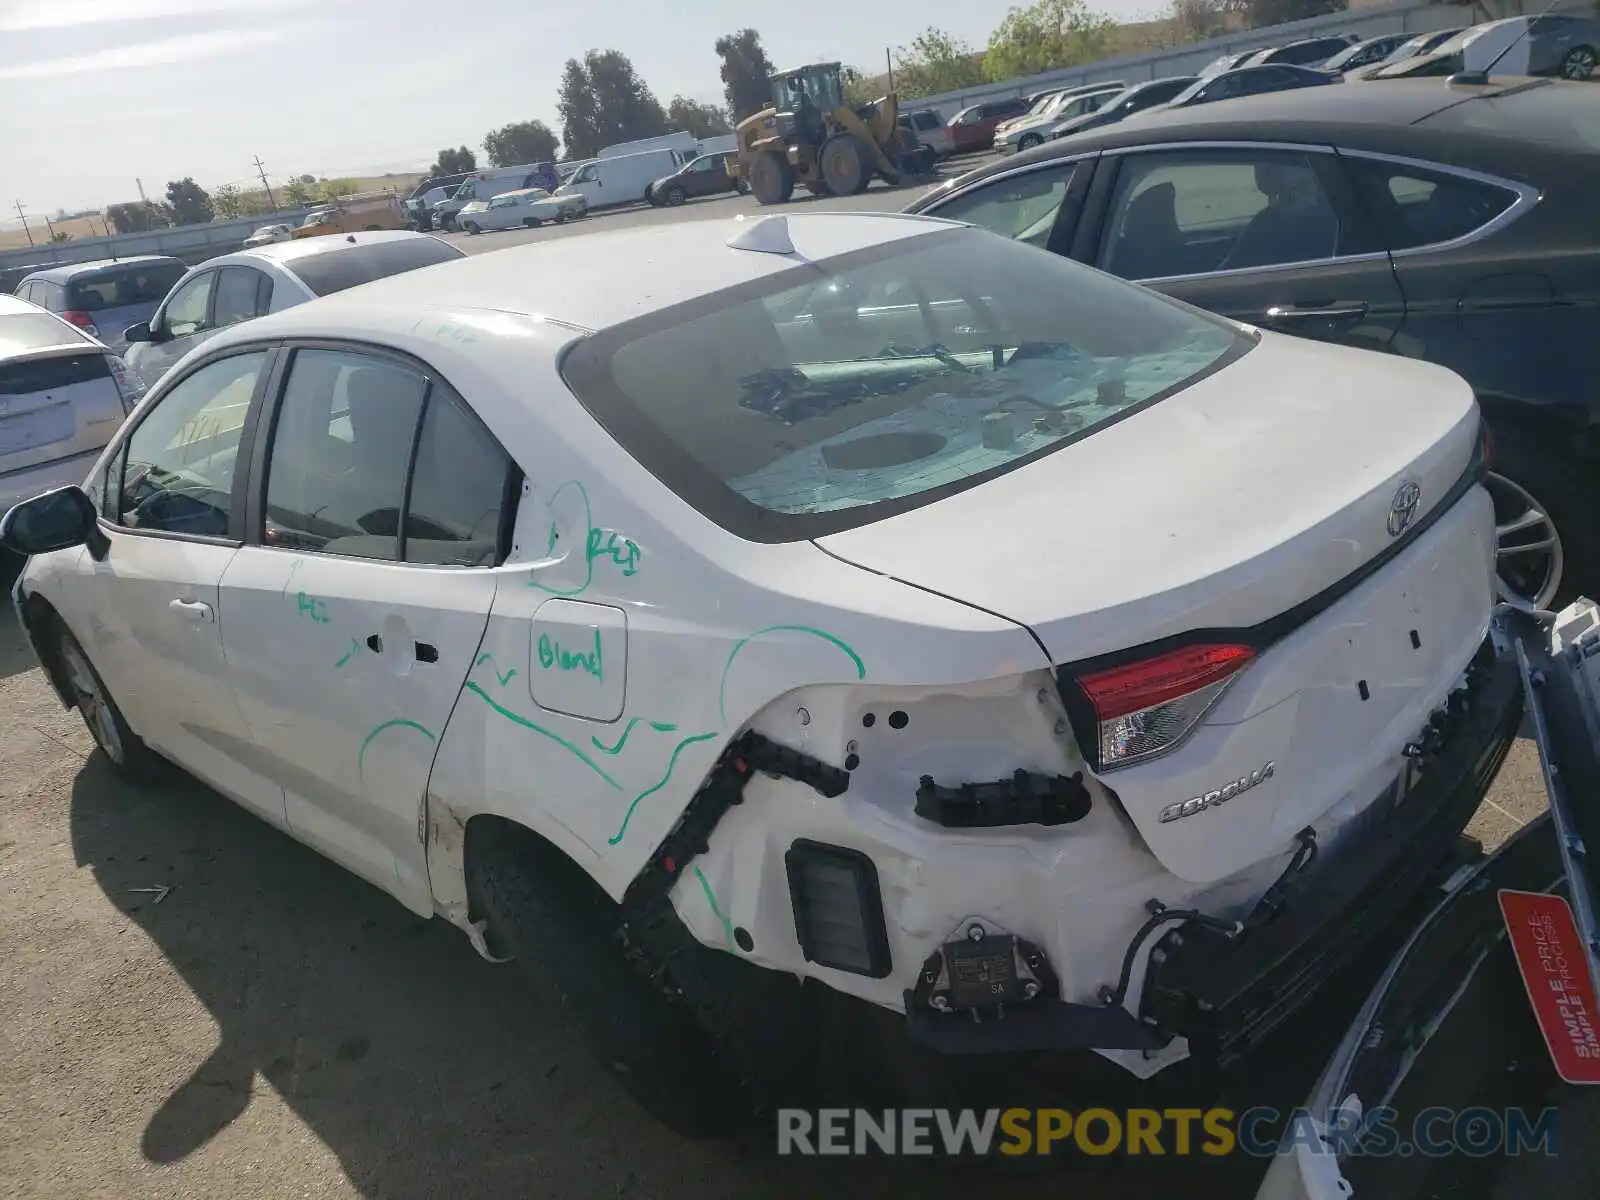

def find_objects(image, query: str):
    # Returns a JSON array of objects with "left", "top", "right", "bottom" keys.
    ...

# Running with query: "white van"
[
  {"left": 695, "top": 134, "right": 738, "bottom": 158},
  {"left": 598, "top": 131, "right": 697, "bottom": 159},
  {"left": 555, "top": 147, "right": 687, "bottom": 209}
]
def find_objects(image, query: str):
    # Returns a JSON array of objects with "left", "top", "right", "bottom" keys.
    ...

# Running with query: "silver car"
[
  {"left": 0, "top": 293, "right": 143, "bottom": 524},
  {"left": 993, "top": 84, "right": 1126, "bottom": 154},
  {"left": 121, "top": 231, "right": 464, "bottom": 388}
]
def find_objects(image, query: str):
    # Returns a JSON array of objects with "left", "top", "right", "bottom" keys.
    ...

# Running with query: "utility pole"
[
  {"left": 43, "top": 213, "right": 56, "bottom": 242},
  {"left": 885, "top": 47, "right": 895, "bottom": 94},
  {"left": 13, "top": 200, "right": 34, "bottom": 247},
  {"left": 252, "top": 155, "right": 277, "bottom": 209},
  {"left": 135, "top": 177, "right": 147, "bottom": 202}
]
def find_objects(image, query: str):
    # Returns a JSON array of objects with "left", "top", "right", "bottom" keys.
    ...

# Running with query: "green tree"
[
  {"left": 483, "top": 119, "right": 560, "bottom": 167},
  {"left": 283, "top": 179, "right": 315, "bottom": 206},
  {"left": 164, "top": 177, "right": 214, "bottom": 226},
  {"left": 983, "top": 0, "right": 1117, "bottom": 81},
  {"left": 841, "top": 66, "right": 877, "bottom": 106},
  {"left": 48, "top": 230, "right": 72, "bottom": 243},
  {"left": 894, "top": 28, "right": 985, "bottom": 99},
  {"left": 427, "top": 147, "right": 477, "bottom": 178},
  {"left": 1237, "top": 0, "right": 1344, "bottom": 26},
  {"left": 211, "top": 183, "right": 243, "bottom": 218},
  {"left": 106, "top": 201, "right": 168, "bottom": 234},
  {"left": 666, "top": 96, "right": 732, "bottom": 138},
  {"left": 557, "top": 49, "right": 669, "bottom": 160},
  {"left": 715, "top": 28, "right": 775, "bottom": 120}
]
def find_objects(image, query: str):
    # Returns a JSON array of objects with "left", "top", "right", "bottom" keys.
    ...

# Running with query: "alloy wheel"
[
  {"left": 60, "top": 639, "right": 124, "bottom": 764},
  {"left": 1562, "top": 46, "right": 1596, "bottom": 79},
  {"left": 1485, "top": 471, "right": 1564, "bottom": 611}
]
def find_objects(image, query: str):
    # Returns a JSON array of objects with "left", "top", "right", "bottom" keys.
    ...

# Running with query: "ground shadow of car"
[
  {"left": 62, "top": 741, "right": 1386, "bottom": 1195},
  {"left": 2, "top": 553, "right": 40, "bottom": 682}
]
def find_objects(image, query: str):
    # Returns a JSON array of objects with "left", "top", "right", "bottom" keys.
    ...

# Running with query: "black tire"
[
  {"left": 554, "top": 210, "right": 567, "bottom": 224},
  {"left": 1560, "top": 44, "right": 1597, "bottom": 80},
  {"left": 747, "top": 151, "right": 794, "bottom": 205},
  {"left": 52, "top": 620, "right": 163, "bottom": 781},
  {"left": 665, "top": 185, "right": 686, "bottom": 206},
  {"left": 463, "top": 221, "right": 480, "bottom": 235},
  {"left": 1484, "top": 423, "right": 1600, "bottom": 609},
  {"left": 1017, "top": 133, "right": 1043, "bottom": 151},
  {"left": 820, "top": 134, "right": 867, "bottom": 197},
  {"left": 470, "top": 831, "right": 746, "bottom": 1136},
  {"left": 522, "top": 217, "right": 541, "bottom": 228},
  {"left": 735, "top": 178, "right": 750, "bottom": 195}
]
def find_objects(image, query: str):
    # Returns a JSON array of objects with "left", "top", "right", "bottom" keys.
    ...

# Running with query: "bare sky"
[{"left": 0, "top": 0, "right": 1154, "bottom": 214}]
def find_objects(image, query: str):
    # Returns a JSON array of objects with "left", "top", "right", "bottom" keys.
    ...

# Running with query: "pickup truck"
[{"left": 290, "top": 194, "right": 406, "bottom": 239}]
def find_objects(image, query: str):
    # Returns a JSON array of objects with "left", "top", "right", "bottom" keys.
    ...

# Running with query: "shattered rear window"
[{"left": 560, "top": 226, "right": 1249, "bottom": 542}]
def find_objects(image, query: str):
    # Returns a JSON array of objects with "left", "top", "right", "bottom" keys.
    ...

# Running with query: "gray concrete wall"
[{"left": 0, "top": 209, "right": 316, "bottom": 273}]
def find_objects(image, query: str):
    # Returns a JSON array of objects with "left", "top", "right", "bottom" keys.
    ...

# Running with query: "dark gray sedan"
[{"left": 907, "top": 78, "right": 1600, "bottom": 609}]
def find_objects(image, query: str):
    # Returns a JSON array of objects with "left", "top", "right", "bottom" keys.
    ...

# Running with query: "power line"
[
  {"left": 252, "top": 155, "right": 277, "bottom": 209},
  {"left": 13, "top": 200, "right": 34, "bottom": 248}
]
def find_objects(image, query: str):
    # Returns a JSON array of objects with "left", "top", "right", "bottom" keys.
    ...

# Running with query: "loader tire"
[
  {"left": 820, "top": 134, "right": 868, "bottom": 197},
  {"left": 748, "top": 151, "right": 794, "bottom": 205},
  {"left": 470, "top": 828, "right": 745, "bottom": 1137}
]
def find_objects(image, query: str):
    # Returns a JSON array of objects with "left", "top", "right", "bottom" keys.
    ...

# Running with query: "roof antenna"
[
  {"left": 1450, "top": 0, "right": 1560, "bottom": 86},
  {"left": 726, "top": 214, "right": 795, "bottom": 256}
]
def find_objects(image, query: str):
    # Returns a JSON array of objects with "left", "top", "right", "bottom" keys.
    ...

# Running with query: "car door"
[
  {"left": 216, "top": 343, "right": 511, "bottom": 914},
  {"left": 63, "top": 348, "right": 288, "bottom": 826},
  {"left": 128, "top": 269, "right": 217, "bottom": 387},
  {"left": 1071, "top": 144, "right": 1405, "bottom": 352},
  {"left": 210, "top": 266, "right": 273, "bottom": 334}
]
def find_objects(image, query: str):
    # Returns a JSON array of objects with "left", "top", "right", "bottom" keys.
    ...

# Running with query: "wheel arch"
[{"left": 18, "top": 590, "right": 76, "bottom": 710}]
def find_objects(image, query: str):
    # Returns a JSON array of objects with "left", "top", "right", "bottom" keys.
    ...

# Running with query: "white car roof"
[
  {"left": 218, "top": 229, "right": 436, "bottom": 269},
  {"left": 0, "top": 292, "right": 42, "bottom": 316},
  {"left": 211, "top": 212, "right": 958, "bottom": 340}
]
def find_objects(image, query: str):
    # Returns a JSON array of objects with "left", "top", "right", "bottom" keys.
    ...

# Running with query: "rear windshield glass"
[
  {"left": 66, "top": 262, "right": 185, "bottom": 311},
  {"left": 0, "top": 312, "right": 89, "bottom": 355},
  {"left": 1423, "top": 80, "right": 1600, "bottom": 154},
  {"left": 560, "top": 227, "right": 1248, "bottom": 542},
  {"left": 287, "top": 238, "right": 466, "bottom": 297}
]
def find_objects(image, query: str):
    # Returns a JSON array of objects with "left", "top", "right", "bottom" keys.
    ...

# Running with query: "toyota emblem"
[{"left": 1387, "top": 480, "right": 1422, "bottom": 538}]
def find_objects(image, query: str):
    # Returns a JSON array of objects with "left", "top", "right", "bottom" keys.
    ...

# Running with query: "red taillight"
[
  {"left": 62, "top": 310, "right": 100, "bottom": 338},
  {"left": 1073, "top": 643, "right": 1255, "bottom": 769}
]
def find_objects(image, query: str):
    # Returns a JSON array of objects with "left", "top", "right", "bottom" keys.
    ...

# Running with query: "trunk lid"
[
  {"left": 815, "top": 333, "right": 1481, "bottom": 665},
  {"left": 818, "top": 333, "right": 1489, "bottom": 884},
  {"left": 0, "top": 346, "right": 125, "bottom": 477}
]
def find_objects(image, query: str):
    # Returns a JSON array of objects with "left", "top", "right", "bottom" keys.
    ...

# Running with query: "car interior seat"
[{"left": 1107, "top": 181, "right": 1181, "bottom": 280}]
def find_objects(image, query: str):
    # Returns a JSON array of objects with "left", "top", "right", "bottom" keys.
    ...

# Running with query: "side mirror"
[
  {"left": 123, "top": 320, "right": 152, "bottom": 344},
  {"left": 0, "top": 485, "right": 107, "bottom": 559}
]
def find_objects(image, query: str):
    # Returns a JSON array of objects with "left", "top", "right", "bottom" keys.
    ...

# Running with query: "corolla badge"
[
  {"left": 1387, "top": 480, "right": 1422, "bottom": 538},
  {"left": 1158, "top": 762, "right": 1276, "bottom": 824}
]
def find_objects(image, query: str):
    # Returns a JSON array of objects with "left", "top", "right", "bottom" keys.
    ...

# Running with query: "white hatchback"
[
  {"left": 2, "top": 212, "right": 1521, "bottom": 1134},
  {"left": 457, "top": 188, "right": 587, "bottom": 235}
]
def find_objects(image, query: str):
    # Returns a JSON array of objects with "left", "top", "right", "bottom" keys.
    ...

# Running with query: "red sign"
[{"left": 1500, "top": 889, "right": 1600, "bottom": 1084}]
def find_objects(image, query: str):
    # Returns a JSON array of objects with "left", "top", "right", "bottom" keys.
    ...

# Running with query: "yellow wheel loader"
[{"left": 730, "top": 62, "right": 938, "bottom": 206}]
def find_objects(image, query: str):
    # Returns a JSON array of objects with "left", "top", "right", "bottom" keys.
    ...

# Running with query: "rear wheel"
[
  {"left": 54, "top": 623, "right": 162, "bottom": 780},
  {"left": 463, "top": 220, "right": 481, "bottom": 235},
  {"left": 747, "top": 151, "right": 794, "bottom": 205},
  {"left": 470, "top": 829, "right": 745, "bottom": 1136},
  {"left": 1560, "top": 44, "right": 1596, "bottom": 79},
  {"left": 1483, "top": 425, "right": 1599, "bottom": 610},
  {"left": 820, "top": 134, "right": 868, "bottom": 197},
  {"left": 522, "top": 217, "right": 541, "bottom": 228}
]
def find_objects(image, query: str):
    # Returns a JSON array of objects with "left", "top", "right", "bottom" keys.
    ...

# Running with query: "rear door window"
[
  {"left": 213, "top": 267, "right": 272, "bottom": 327},
  {"left": 1341, "top": 157, "right": 1520, "bottom": 250}
]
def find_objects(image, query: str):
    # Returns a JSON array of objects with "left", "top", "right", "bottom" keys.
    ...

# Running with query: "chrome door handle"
[
  {"left": 1263, "top": 302, "right": 1369, "bottom": 322},
  {"left": 168, "top": 598, "right": 214, "bottom": 622}
]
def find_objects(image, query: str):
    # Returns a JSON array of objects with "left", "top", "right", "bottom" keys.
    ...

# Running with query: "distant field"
[{"left": 0, "top": 172, "right": 428, "bottom": 256}]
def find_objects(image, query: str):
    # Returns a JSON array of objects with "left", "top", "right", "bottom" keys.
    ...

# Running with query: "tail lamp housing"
[
  {"left": 61, "top": 310, "right": 100, "bottom": 339},
  {"left": 1061, "top": 642, "right": 1256, "bottom": 772},
  {"left": 105, "top": 354, "right": 145, "bottom": 412}
]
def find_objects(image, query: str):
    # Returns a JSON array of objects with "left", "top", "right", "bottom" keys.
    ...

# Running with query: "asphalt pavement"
[{"left": 0, "top": 162, "right": 1555, "bottom": 1198}]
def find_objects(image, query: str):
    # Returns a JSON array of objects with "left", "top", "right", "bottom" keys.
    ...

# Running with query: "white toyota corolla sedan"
[{"left": 2, "top": 211, "right": 1521, "bottom": 1133}]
